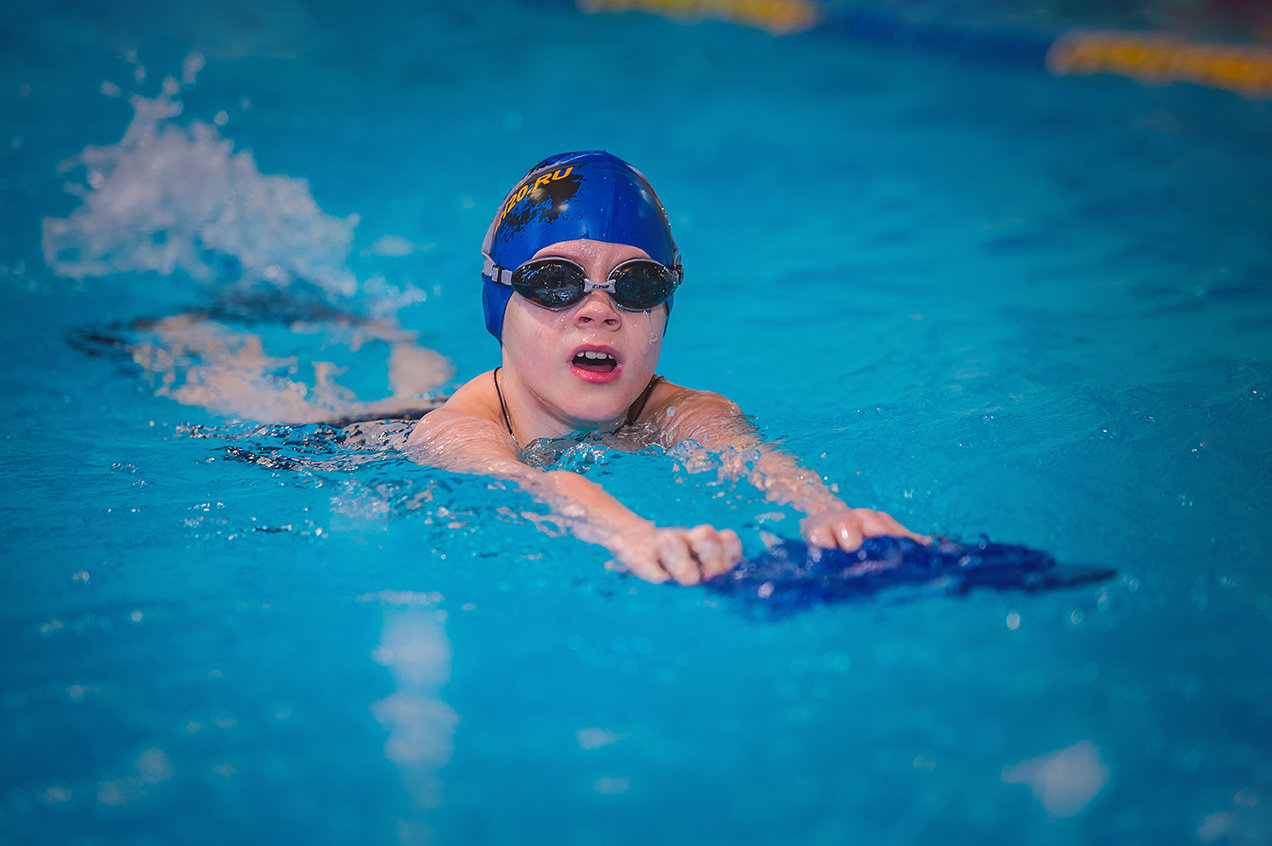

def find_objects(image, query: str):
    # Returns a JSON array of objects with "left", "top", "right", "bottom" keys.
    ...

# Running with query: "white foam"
[{"left": 42, "top": 55, "right": 358, "bottom": 299}]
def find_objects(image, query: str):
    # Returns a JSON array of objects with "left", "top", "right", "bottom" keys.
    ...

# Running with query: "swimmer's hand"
[
  {"left": 800, "top": 508, "right": 930, "bottom": 552},
  {"left": 609, "top": 524, "right": 743, "bottom": 586}
]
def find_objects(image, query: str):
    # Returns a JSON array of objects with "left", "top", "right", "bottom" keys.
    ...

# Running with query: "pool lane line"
[
  {"left": 577, "top": 0, "right": 821, "bottom": 34},
  {"left": 576, "top": 0, "right": 1272, "bottom": 98},
  {"left": 1046, "top": 30, "right": 1272, "bottom": 98}
]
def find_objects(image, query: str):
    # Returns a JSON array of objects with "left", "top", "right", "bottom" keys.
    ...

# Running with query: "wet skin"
[
  {"left": 495, "top": 240, "right": 667, "bottom": 442},
  {"left": 407, "top": 239, "right": 926, "bottom": 585}
]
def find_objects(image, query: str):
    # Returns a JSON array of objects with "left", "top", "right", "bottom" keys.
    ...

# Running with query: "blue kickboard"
[{"left": 706, "top": 535, "right": 1115, "bottom": 615}]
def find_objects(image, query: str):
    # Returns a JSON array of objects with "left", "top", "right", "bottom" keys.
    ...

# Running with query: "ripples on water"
[{"left": 5, "top": 2, "right": 1272, "bottom": 842}]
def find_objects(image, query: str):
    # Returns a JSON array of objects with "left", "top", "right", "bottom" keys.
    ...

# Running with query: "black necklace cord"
[
  {"left": 626, "top": 375, "right": 662, "bottom": 425},
  {"left": 492, "top": 368, "right": 661, "bottom": 449},
  {"left": 493, "top": 367, "right": 519, "bottom": 447}
]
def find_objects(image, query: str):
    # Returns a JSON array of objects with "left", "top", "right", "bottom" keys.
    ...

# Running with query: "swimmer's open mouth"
[{"left": 572, "top": 350, "right": 618, "bottom": 373}]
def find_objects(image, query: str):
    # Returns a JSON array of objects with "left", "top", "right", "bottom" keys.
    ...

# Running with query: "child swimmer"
[{"left": 407, "top": 151, "right": 926, "bottom": 584}]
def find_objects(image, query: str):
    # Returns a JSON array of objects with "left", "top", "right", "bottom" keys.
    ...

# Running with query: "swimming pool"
[{"left": 3, "top": 0, "right": 1271, "bottom": 843}]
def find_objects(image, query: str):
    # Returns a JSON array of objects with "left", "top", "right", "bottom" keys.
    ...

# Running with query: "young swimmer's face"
[{"left": 501, "top": 239, "right": 667, "bottom": 429}]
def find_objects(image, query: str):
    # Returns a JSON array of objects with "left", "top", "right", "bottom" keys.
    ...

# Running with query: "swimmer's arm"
[
  {"left": 405, "top": 410, "right": 739, "bottom": 584},
  {"left": 658, "top": 390, "right": 927, "bottom": 551}
]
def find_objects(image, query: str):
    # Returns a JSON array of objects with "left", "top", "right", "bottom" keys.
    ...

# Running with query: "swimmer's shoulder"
[
  {"left": 640, "top": 379, "right": 743, "bottom": 419},
  {"left": 406, "top": 369, "right": 503, "bottom": 449},
  {"left": 637, "top": 379, "right": 748, "bottom": 445}
]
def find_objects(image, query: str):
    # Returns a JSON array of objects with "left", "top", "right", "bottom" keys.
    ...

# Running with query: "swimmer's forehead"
[{"left": 530, "top": 240, "right": 652, "bottom": 263}]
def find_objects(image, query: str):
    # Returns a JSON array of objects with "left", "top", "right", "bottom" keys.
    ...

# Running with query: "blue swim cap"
[{"left": 481, "top": 151, "right": 679, "bottom": 342}]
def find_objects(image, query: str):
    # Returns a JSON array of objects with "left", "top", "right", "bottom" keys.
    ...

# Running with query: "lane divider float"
[{"left": 577, "top": 0, "right": 1272, "bottom": 98}]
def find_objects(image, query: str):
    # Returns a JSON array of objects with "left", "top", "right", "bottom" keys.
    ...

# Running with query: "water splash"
[
  {"left": 124, "top": 311, "right": 452, "bottom": 424},
  {"left": 42, "top": 56, "right": 359, "bottom": 299}
]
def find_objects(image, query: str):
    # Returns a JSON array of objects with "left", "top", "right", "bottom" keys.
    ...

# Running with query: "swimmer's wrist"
[
  {"left": 796, "top": 495, "right": 853, "bottom": 518},
  {"left": 600, "top": 514, "right": 656, "bottom": 551},
  {"left": 541, "top": 469, "right": 654, "bottom": 547}
]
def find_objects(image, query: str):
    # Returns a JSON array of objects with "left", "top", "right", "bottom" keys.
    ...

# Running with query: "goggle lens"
[{"left": 510, "top": 259, "right": 678, "bottom": 312}]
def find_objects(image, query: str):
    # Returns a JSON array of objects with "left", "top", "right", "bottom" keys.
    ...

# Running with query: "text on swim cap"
[{"left": 497, "top": 167, "right": 575, "bottom": 228}]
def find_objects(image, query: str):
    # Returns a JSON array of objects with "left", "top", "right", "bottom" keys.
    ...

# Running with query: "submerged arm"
[
  {"left": 406, "top": 410, "right": 741, "bottom": 584},
  {"left": 659, "top": 391, "right": 927, "bottom": 551}
]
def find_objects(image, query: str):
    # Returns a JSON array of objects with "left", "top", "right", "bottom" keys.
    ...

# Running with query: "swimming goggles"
[{"left": 487, "top": 257, "right": 682, "bottom": 312}]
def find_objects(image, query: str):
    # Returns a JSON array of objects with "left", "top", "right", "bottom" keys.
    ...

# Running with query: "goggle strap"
[{"left": 483, "top": 254, "right": 514, "bottom": 287}]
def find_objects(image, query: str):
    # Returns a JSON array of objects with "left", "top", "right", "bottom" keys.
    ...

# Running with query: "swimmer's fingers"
[
  {"left": 685, "top": 525, "right": 743, "bottom": 581},
  {"left": 870, "top": 511, "right": 931, "bottom": 546},
  {"left": 720, "top": 529, "right": 743, "bottom": 575},
  {"left": 829, "top": 517, "right": 865, "bottom": 552},
  {"left": 801, "top": 508, "right": 931, "bottom": 552},
  {"left": 799, "top": 510, "right": 860, "bottom": 550},
  {"left": 844, "top": 510, "right": 897, "bottom": 549},
  {"left": 612, "top": 552, "right": 671, "bottom": 585},
  {"left": 606, "top": 527, "right": 672, "bottom": 584},
  {"left": 610, "top": 526, "right": 743, "bottom": 586},
  {"left": 801, "top": 520, "right": 839, "bottom": 550},
  {"left": 655, "top": 530, "right": 701, "bottom": 586}
]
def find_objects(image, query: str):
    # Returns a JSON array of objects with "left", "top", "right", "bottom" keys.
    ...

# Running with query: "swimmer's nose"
[{"left": 573, "top": 290, "right": 621, "bottom": 330}]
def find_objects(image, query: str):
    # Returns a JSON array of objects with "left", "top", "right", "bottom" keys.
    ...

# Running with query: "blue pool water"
[{"left": 3, "top": 1, "right": 1271, "bottom": 843}]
